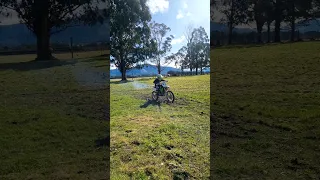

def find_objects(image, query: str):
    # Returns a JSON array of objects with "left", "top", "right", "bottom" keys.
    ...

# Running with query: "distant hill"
[
  {"left": 111, "top": 64, "right": 180, "bottom": 77},
  {"left": 111, "top": 64, "right": 210, "bottom": 77},
  {"left": 0, "top": 23, "right": 109, "bottom": 47},
  {"left": 210, "top": 22, "right": 254, "bottom": 33},
  {"left": 289, "top": 19, "right": 320, "bottom": 33}
]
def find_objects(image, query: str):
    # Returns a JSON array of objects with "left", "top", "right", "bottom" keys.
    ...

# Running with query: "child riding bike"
[{"left": 153, "top": 74, "right": 165, "bottom": 92}]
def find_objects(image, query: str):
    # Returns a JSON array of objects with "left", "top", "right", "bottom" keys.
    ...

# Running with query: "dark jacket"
[
  {"left": 153, "top": 78, "right": 160, "bottom": 84},
  {"left": 153, "top": 79, "right": 165, "bottom": 86}
]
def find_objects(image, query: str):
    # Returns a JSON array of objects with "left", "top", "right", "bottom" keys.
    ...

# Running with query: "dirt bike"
[{"left": 152, "top": 80, "right": 175, "bottom": 103}]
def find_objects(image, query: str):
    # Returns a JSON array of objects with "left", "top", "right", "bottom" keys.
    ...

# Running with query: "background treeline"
[
  {"left": 0, "top": 42, "right": 109, "bottom": 56},
  {"left": 110, "top": 0, "right": 210, "bottom": 80},
  {"left": 210, "top": 0, "right": 320, "bottom": 46},
  {"left": 211, "top": 30, "right": 320, "bottom": 45}
]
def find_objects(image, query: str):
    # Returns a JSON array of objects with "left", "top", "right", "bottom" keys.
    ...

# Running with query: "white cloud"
[
  {"left": 171, "top": 35, "right": 186, "bottom": 45},
  {"left": 147, "top": 0, "right": 169, "bottom": 14},
  {"left": 176, "top": 10, "right": 184, "bottom": 19},
  {"left": 176, "top": 1, "right": 190, "bottom": 19},
  {"left": 182, "top": 1, "right": 188, "bottom": 9}
]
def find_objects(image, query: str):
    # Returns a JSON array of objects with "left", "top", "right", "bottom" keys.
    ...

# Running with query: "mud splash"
[{"left": 131, "top": 81, "right": 149, "bottom": 89}]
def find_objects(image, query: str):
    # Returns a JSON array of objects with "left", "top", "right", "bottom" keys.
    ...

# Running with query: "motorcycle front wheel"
[{"left": 166, "top": 91, "right": 175, "bottom": 103}]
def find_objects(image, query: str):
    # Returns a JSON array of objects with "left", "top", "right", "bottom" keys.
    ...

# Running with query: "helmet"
[{"left": 157, "top": 74, "right": 163, "bottom": 80}]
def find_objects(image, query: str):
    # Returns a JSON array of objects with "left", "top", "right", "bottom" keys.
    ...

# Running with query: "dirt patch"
[
  {"left": 120, "top": 154, "right": 132, "bottom": 163},
  {"left": 165, "top": 144, "right": 174, "bottom": 150},
  {"left": 172, "top": 170, "right": 191, "bottom": 180},
  {"left": 132, "top": 140, "right": 141, "bottom": 146}
]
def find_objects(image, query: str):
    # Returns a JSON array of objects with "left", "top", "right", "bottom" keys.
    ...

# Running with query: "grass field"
[
  {"left": 0, "top": 51, "right": 109, "bottom": 180},
  {"left": 110, "top": 75, "right": 210, "bottom": 179},
  {"left": 211, "top": 41, "right": 320, "bottom": 179}
]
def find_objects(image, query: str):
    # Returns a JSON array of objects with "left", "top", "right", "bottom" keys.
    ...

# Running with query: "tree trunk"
[
  {"left": 228, "top": 23, "right": 233, "bottom": 45},
  {"left": 121, "top": 69, "right": 126, "bottom": 81},
  {"left": 35, "top": 29, "right": 52, "bottom": 60},
  {"left": 195, "top": 67, "right": 198, "bottom": 75},
  {"left": 228, "top": 0, "right": 234, "bottom": 45},
  {"left": 291, "top": 21, "right": 295, "bottom": 42},
  {"left": 290, "top": 2, "right": 296, "bottom": 42},
  {"left": 34, "top": 0, "right": 52, "bottom": 61},
  {"left": 267, "top": 22, "right": 271, "bottom": 43},
  {"left": 274, "top": 0, "right": 282, "bottom": 43},
  {"left": 120, "top": 61, "right": 127, "bottom": 81},
  {"left": 157, "top": 62, "right": 161, "bottom": 74},
  {"left": 256, "top": 21, "right": 263, "bottom": 44},
  {"left": 119, "top": 50, "right": 127, "bottom": 81},
  {"left": 274, "top": 19, "right": 281, "bottom": 42}
]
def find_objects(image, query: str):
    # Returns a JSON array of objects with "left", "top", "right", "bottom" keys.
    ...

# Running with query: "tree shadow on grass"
[
  {"left": 81, "top": 56, "right": 108, "bottom": 63},
  {"left": 0, "top": 59, "right": 78, "bottom": 71},
  {"left": 95, "top": 136, "right": 110, "bottom": 147}
]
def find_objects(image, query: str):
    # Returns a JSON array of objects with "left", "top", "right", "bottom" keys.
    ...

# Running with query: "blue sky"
[
  {"left": 111, "top": 0, "right": 210, "bottom": 69},
  {"left": 146, "top": 0, "right": 210, "bottom": 67}
]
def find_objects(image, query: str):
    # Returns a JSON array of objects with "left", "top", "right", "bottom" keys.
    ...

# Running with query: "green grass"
[
  {"left": 0, "top": 51, "right": 110, "bottom": 179},
  {"left": 110, "top": 75, "right": 210, "bottom": 179},
  {"left": 211, "top": 41, "right": 320, "bottom": 179}
]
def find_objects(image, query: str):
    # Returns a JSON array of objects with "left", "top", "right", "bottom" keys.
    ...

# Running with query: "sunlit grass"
[{"left": 110, "top": 75, "right": 210, "bottom": 179}]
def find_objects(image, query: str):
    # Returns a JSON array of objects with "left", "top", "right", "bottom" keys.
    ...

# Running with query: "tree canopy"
[
  {"left": 0, "top": 0, "right": 108, "bottom": 60},
  {"left": 110, "top": 0, "right": 154, "bottom": 81}
]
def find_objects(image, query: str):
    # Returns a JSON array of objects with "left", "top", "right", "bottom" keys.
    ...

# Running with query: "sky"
[
  {"left": 145, "top": 0, "right": 210, "bottom": 68},
  {"left": 0, "top": 10, "right": 19, "bottom": 25},
  {"left": 111, "top": 0, "right": 210, "bottom": 69}
]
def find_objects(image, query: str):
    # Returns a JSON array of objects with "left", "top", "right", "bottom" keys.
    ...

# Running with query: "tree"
[
  {"left": 110, "top": 0, "right": 154, "bottom": 81},
  {"left": 184, "top": 24, "right": 195, "bottom": 73},
  {"left": 0, "top": 0, "right": 108, "bottom": 61},
  {"left": 265, "top": 1, "right": 275, "bottom": 43},
  {"left": 219, "top": 0, "right": 250, "bottom": 44},
  {"left": 248, "top": 0, "right": 272, "bottom": 43},
  {"left": 199, "top": 42, "right": 210, "bottom": 74},
  {"left": 272, "top": 0, "right": 287, "bottom": 42},
  {"left": 149, "top": 22, "right": 174, "bottom": 74},
  {"left": 310, "top": 0, "right": 320, "bottom": 22},
  {"left": 166, "top": 46, "right": 187, "bottom": 74},
  {"left": 167, "top": 27, "right": 209, "bottom": 75},
  {"left": 189, "top": 27, "right": 210, "bottom": 75},
  {"left": 211, "top": 0, "right": 217, "bottom": 21},
  {"left": 284, "top": 0, "right": 313, "bottom": 41}
]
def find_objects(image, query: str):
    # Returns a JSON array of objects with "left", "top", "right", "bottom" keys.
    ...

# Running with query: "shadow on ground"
[
  {"left": 95, "top": 136, "right": 110, "bottom": 147},
  {"left": 140, "top": 99, "right": 161, "bottom": 108},
  {"left": 81, "top": 56, "right": 107, "bottom": 63},
  {"left": 110, "top": 80, "right": 134, "bottom": 84},
  {"left": 0, "top": 59, "right": 77, "bottom": 71},
  {"left": 172, "top": 171, "right": 191, "bottom": 180}
]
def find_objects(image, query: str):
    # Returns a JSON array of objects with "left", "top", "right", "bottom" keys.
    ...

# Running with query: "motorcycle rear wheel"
[{"left": 152, "top": 91, "right": 158, "bottom": 101}]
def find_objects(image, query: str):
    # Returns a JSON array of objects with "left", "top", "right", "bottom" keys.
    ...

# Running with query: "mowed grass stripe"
[
  {"left": 211, "top": 41, "right": 320, "bottom": 179},
  {"left": 111, "top": 75, "right": 210, "bottom": 179}
]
